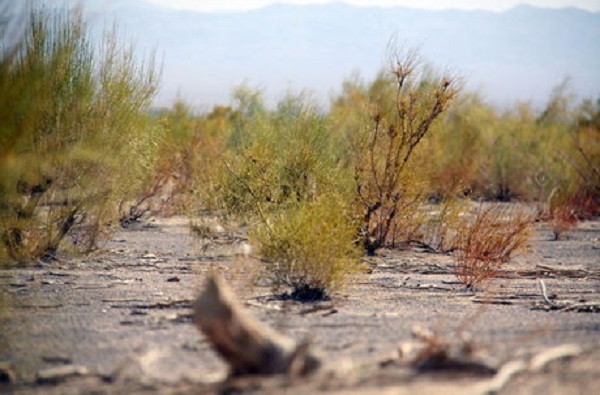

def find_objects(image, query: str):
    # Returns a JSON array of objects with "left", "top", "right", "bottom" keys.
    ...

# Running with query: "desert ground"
[{"left": 1, "top": 213, "right": 599, "bottom": 394}]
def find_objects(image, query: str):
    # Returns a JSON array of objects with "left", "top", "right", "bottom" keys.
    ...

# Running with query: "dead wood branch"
[
  {"left": 475, "top": 344, "right": 583, "bottom": 395},
  {"left": 193, "top": 274, "right": 321, "bottom": 377},
  {"left": 397, "top": 325, "right": 497, "bottom": 375},
  {"left": 533, "top": 280, "right": 600, "bottom": 312},
  {"left": 517, "top": 264, "right": 597, "bottom": 279},
  {"left": 538, "top": 279, "right": 555, "bottom": 306},
  {"left": 299, "top": 303, "right": 337, "bottom": 316}
]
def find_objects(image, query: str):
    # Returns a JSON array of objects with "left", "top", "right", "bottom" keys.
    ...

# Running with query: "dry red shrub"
[{"left": 453, "top": 204, "right": 532, "bottom": 289}]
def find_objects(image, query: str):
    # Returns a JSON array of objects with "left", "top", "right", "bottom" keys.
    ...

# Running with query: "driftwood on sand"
[
  {"left": 192, "top": 274, "right": 588, "bottom": 395},
  {"left": 193, "top": 274, "right": 321, "bottom": 377}
]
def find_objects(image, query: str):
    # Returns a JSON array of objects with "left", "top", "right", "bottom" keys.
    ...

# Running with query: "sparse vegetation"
[
  {"left": 0, "top": 9, "right": 159, "bottom": 263},
  {"left": 421, "top": 84, "right": 599, "bottom": 208},
  {"left": 122, "top": 100, "right": 230, "bottom": 224},
  {"left": 453, "top": 204, "right": 533, "bottom": 289},
  {"left": 187, "top": 45, "right": 600, "bottom": 296},
  {"left": 545, "top": 190, "right": 578, "bottom": 240},
  {"left": 2, "top": 5, "right": 597, "bottom": 304},
  {"left": 198, "top": 48, "right": 463, "bottom": 295},
  {"left": 2, "top": 4, "right": 600, "bottom": 394},
  {"left": 206, "top": 90, "right": 348, "bottom": 220}
]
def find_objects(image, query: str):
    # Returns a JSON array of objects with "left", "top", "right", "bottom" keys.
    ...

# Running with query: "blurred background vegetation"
[
  {"left": 0, "top": 5, "right": 160, "bottom": 263},
  {"left": 1, "top": 2, "right": 597, "bottom": 294}
]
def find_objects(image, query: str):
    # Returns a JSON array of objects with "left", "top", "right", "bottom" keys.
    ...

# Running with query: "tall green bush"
[
  {"left": 210, "top": 90, "right": 351, "bottom": 221},
  {"left": 0, "top": 9, "right": 159, "bottom": 263},
  {"left": 201, "top": 90, "right": 358, "bottom": 297}
]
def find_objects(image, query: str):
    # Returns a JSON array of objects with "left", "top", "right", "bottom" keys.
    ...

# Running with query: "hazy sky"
[{"left": 144, "top": 0, "right": 600, "bottom": 12}]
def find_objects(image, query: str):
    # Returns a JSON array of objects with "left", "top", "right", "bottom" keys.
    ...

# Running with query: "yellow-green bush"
[
  {"left": 421, "top": 84, "right": 598, "bottom": 206},
  {"left": 205, "top": 90, "right": 351, "bottom": 220},
  {"left": 124, "top": 100, "right": 233, "bottom": 221},
  {"left": 0, "top": 9, "right": 159, "bottom": 263},
  {"left": 199, "top": 90, "right": 358, "bottom": 296},
  {"left": 251, "top": 194, "right": 360, "bottom": 299},
  {"left": 569, "top": 98, "right": 599, "bottom": 201}
]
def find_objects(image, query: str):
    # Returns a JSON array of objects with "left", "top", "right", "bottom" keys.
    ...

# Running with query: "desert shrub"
[
  {"left": 536, "top": 95, "right": 599, "bottom": 237},
  {"left": 199, "top": 90, "right": 357, "bottom": 296},
  {"left": 487, "top": 105, "right": 549, "bottom": 201},
  {"left": 121, "top": 102, "right": 195, "bottom": 223},
  {"left": 251, "top": 194, "right": 360, "bottom": 299},
  {"left": 0, "top": 9, "right": 159, "bottom": 263},
  {"left": 546, "top": 204, "right": 578, "bottom": 241},
  {"left": 422, "top": 83, "right": 599, "bottom": 206},
  {"left": 574, "top": 98, "right": 600, "bottom": 178},
  {"left": 566, "top": 98, "right": 600, "bottom": 211},
  {"left": 416, "top": 94, "right": 486, "bottom": 199},
  {"left": 426, "top": 97, "right": 547, "bottom": 201},
  {"left": 205, "top": 89, "right": 351, "bottom": 221},
  {"left": 123, "top": 101, "right": 233, "bottom": 223},
  {"left": 545, "top": 188, "right": 598, "bottom": 240},
  {"left": 453, "top": 204, "right": 532, "bottom": 289},
  {"left": 349, "top": 48, "right": 459, "bottom": 253}
]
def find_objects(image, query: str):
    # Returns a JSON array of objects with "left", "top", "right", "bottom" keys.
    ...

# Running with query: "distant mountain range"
[{"left": 69, "top": 2, "right": 600, "bottom": 109}]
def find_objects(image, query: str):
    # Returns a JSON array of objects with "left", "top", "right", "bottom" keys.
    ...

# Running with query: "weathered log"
[{"left": 193, "top": 274, "right": 321, "bottom": 377}]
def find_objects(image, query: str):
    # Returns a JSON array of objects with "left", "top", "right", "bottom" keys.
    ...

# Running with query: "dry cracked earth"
[{"left": 1, "top": 214, "right": 599, "bottom": 394}]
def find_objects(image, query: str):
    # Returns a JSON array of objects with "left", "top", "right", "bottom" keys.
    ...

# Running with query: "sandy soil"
[{"left": 0, "top": 215, "right": 599, "bottom": 394}]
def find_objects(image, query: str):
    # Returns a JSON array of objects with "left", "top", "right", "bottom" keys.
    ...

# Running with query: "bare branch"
[{"left": 193, "top": 274, "right": 321, "bottom": 377}]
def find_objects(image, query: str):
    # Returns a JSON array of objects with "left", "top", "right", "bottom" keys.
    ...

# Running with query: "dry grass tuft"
[
  {"left": 545, "top": 190, "right": 598, "bottom": 240},
  {"left": 453, "top": 205, "right": 533, "bottom": 289},
  {"left": 547, "top": 205, "right": 578, "bottom": 241}
]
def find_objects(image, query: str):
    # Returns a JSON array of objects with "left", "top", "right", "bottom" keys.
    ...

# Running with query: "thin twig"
[{"left": 538, "top": 279, "right": 555, "bottom": 306}]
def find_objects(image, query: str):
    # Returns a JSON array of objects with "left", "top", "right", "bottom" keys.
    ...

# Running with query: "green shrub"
[
  {"left": 424, "top": 83, "right": 597, "bottom": 206},
  {"left": 205, "top": 90, "right": 351, "bottom": 221},
  {"left": 123, "top": 100, "right": 233, "bottom": 221},
  {"left": 251, "top": 194, "right": 360, "bottom": 299},
  {"left": 0, "top": 9, "right": 159, "bottom": 263},
  {"left": 567, "top": 98, "right": 599, "bottom": 210},
  {"left": 199, "top": 90, "right": 357, "bottom": 297}
]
